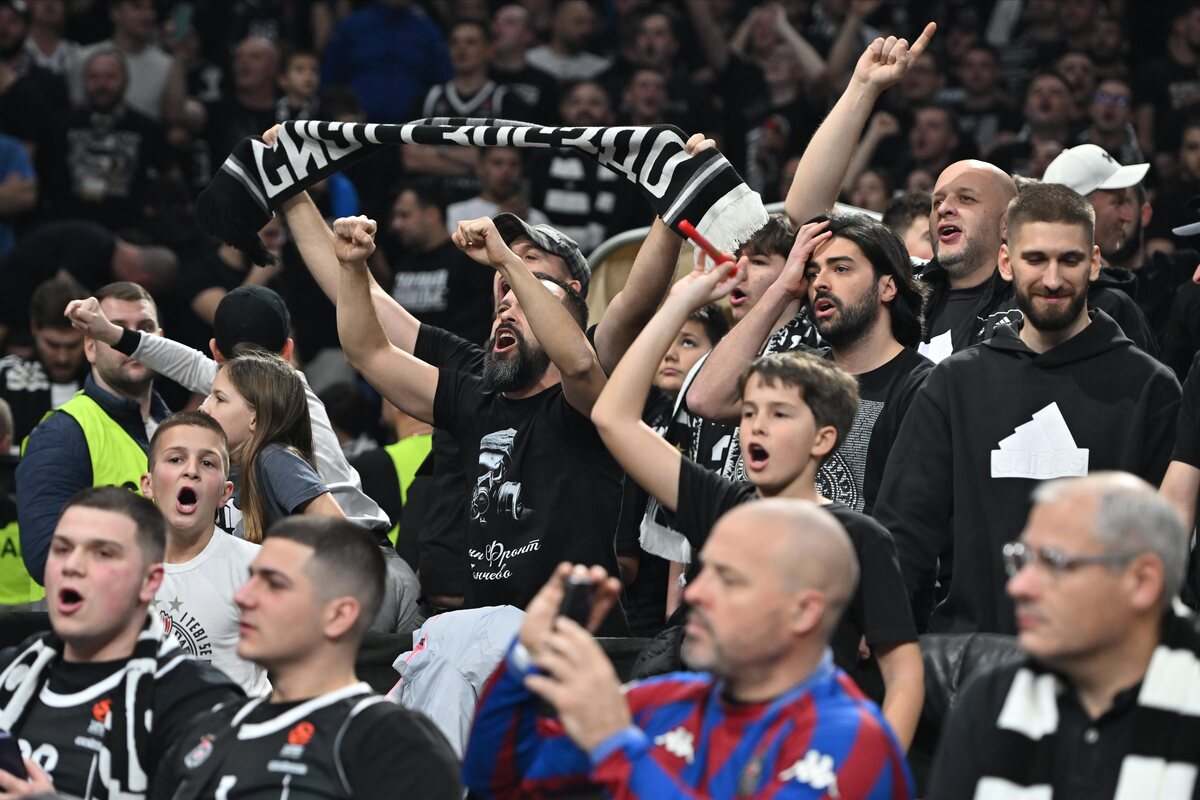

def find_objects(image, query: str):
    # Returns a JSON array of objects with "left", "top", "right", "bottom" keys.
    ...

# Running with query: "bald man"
[
  {"left": 923, "top": 158, "right": 1157, "bottom": 359},
  {"left": 929, "top": 473, "right": 1200, "bottom": 799},
  {"left": 463, "top": 501, "right": 915, "bottom": 799}
]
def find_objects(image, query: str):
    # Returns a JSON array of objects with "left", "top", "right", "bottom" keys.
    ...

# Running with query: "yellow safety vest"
[
  {"left": 384, "top": 433, "right": 433, "bottom": 547},
  {"left": 0, "top": 519, "right": 44, "bottom": 605},
  {"left": 47, "top": 392, "right": 149, "bottom": 494}
]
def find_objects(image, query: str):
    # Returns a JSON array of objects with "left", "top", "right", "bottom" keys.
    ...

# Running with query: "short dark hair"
[
  {"left": 532, "top": 271, "right": 589, "bottom": 330},
  {"left": 281, "top": 47, "right": 318, "bottom": 71},
  {"left": 451, "top": 18, "right": 491, "bottom": 41},
  {"left": 148, "top": 411, "right": 230, "bottom": 475},
  {"left": 30, "top": 277, "right": 88, "bottom": 331},
  {"left": 688, "top": 303, "right": 729, "bottom": 347},
  {"left": 882, "top": 191, "right": 931, "bottom": 235},
  {"left": 61, "top": 486, "right": 166, "bottom": 565},
  {"left": 821, "top": 211, "right": 928, "bottom": 347},
  {"left": 739, "top": 214, "right": 796, "bottom": 260},
  {"left": 265, "top": 516, "right": 386, "bottom": 640},
  {"left": 95, "top": 281, "right": 158, "bottom": 321},
  {"left": 396, "top": 179, "right": 446, "bottom": 219},
  {"left": 738, "top": 351, "right": 860, "bottom": 455},
  {"left": 1007, "top": 183, "right": 1096, "bottom": 246}
]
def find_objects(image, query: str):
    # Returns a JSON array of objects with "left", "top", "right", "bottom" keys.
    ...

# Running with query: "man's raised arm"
[
  {"left": 333, "top": 216, "right": 438, "bottom": 424},
  {"left": 452, "top": 217, "right": 607, "bottom": 415},
  {"left": 592, "top": 135, "right": 715, "bottom": 374},
  {"left": 592, "top": 259, "right": 745, "bottom": 512},
  {"left": 784, "top": 22, "right": 936, "bottom": 226}
]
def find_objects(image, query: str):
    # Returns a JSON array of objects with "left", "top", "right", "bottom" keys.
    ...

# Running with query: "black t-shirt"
[
  {"left": 816, "top": 348, "right": 934, "bottom": 513},
  {"left": 411, "top": 326, "right": 487, "bottom": 598},
  {"left": 392, "top": 240, "right": 494, "bottom": 347},
  {"left": 614, "top": 386, "right": 677, "bottom": 638},
  {"left": 54, "top": 105, "right": 175, "bottom": 232},
  {"left": 0, "top": 648, "right": 240, "bottom": 800},
  {"left": 1174, "top": 350, "right": 1200, "bottom": 469},
  {"left": 155, "top": 685, "right": 461, "bottom": 800},
  {"left": 673, "top": 457, "right": 917, "bottom": 677},
  {"left": 433, "top": 362, "right": 625, "bottom": 628}
]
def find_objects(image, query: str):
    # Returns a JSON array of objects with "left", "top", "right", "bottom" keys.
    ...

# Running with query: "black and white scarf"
[
  {"left": 978, "top": 610, "right": 1200, "bottom": 799},
  {"left": 195, "top": 118, "right": 768, "bottom": 266},
  {"left": 0, "top": 611, "right": 188, "bottom": 797}
]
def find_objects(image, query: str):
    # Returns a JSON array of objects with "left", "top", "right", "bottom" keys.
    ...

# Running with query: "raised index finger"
[{"left": 908, "top": 22, "right": 937, "bottom": 60}]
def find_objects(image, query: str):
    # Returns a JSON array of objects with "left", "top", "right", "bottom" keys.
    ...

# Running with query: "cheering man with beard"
[
  {"left": 874, "top": 183, "right": 1180, "bottom": 635},
  {"left": 334, "top": 213, "right": 629, "bottom": 633},
  {"left": 804, "top": 213, "right": 933, "bottom": 513}
]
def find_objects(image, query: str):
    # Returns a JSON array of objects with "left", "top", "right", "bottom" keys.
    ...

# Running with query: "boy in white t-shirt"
[{"left": 141, "top": 410, "right": 269, "bottom": 695}]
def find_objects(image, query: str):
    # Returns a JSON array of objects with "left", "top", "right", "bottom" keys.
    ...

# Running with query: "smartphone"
[
  {"left": 557, "top": 575, "right": 593, "bottom": 627},
  {"left": 0, "top": 730, "right": 27, "bottom": 780}
]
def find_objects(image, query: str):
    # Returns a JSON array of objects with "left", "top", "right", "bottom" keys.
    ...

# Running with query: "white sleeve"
[{"left": 131, "top": 333, "right": 220, "bottom": 394}]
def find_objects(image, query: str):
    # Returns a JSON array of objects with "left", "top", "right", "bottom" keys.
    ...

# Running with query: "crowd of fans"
[{"left": 1, "top": 0, "right": 1200, "bottom": 798}]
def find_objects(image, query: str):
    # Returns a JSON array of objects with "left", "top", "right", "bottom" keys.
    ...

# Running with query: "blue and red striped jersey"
[{"left": 463, "top": 642, "right": 914, "bottom": 799}]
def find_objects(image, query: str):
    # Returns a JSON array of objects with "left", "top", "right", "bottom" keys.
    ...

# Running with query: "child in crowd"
[
  {"left": 617, "top": 303, "right": 729, "bottom": 636},
  {"left": 200, "top": 351, "right": 344, "bottom": 543},
  {"left": 143, "top": 410, "right": 268, "bottom": 695},
  {"left": 591, "top": 238, "right": 924, "bottom": 749}
]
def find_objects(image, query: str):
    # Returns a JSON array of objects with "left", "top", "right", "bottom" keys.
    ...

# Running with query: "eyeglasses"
[
  {"left": 1002, "top": 541, "right": 1136, "bottom": 578},
  {"left": 1093, "top": 90, "right": 1130, "bottom": 108}
]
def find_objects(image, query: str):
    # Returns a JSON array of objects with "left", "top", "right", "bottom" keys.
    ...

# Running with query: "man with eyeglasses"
[{"left": 927, "top": 472, "right": 1200, "bottom": 800}]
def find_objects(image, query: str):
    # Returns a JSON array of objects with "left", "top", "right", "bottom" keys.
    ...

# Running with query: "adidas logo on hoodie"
[{"left": 991, "top": 402, "right": 1089, "bottom": 480}]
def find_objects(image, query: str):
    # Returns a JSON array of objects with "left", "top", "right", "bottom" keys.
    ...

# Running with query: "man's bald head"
[
  {"left": 930, "top": 160, "right": 1018, "bottom": 284},
  {"left": 719, "top": 500, "right": 859, "bottom": 634}
]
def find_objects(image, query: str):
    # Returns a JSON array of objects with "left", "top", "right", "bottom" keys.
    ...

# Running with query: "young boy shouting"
[{"left": 591, "top": 223, "right": 924, "bottom": 748}]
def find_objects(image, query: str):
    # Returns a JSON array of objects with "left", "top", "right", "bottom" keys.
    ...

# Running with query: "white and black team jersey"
[
  {"left": 156, "top": 682, "right": 461, "bottom": 800},
  {"left": 8, "top": 656, "right": 239, "bottom": 799}
]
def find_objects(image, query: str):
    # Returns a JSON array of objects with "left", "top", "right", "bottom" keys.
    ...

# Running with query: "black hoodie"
[
  {"left": 874, "top": 310, "right": 1180, "bottom": 635},
  {"left": 919, "top": 261, "right": 1160, "bottom": 357}
]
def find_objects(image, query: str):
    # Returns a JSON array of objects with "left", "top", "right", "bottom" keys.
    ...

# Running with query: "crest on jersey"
[{"left": 184, "top": 735, "right": 215, "bottom": 769}]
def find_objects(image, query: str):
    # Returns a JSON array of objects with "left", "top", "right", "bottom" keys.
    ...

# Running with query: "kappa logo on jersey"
[
  {"left": 184, "top": 735, "right": 215, "bottom": 769},
  {"left": 779, "top": 749, "right": 839, "bottom": 795},
  {"left": 653, "top": 727, "right": 695, "bottom": 764},
  {"left": 990, "top": 402, "right": 1089, "bottom": 480}
]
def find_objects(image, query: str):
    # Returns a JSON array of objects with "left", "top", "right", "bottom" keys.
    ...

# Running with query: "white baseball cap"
[{"left": 1042, "top": 144, "right": 1149, "bottom": 197}]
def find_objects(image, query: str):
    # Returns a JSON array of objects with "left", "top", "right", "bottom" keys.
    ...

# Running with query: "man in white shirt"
[{"left": 142, "top": 410, "right": 268, "bottom": 695}]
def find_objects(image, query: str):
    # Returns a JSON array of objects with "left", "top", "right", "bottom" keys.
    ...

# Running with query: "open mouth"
[
  {"left": 58, "top": 587, "right": 84, "bottom": 613},
  {"left": 176, "top": 486, "right": 198, "bottom": 514},
  {"left": 938, "top": 223, "right": 962, "bottom": 244},
  {"left": 813, "top": 296, "right": 838, "bottom": 318},
  {"left": 493, "top": 327, "right": 519, "bottom": 355},
  {"left": 745, "top": 442, "right": 770, "bottom": 470}
]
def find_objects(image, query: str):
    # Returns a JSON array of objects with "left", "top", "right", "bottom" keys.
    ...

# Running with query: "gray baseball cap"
[{"left": 493, "top": 213, "right": 590, "bottom": 297}]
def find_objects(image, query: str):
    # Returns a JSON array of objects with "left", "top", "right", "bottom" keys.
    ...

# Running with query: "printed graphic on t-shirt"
[
  {"left": 991, "top": 402, "right": 1089, "bottom": 479},
  {"left": 815, "top": 399, "right": 885, "bottom": 511},
  {"left": 393, "top": 269, "right": 450, "bottom": 313},
  {"left": 471, "top": 428, "right": 525, "bottom": 526},
  {"left": 157, "top": 599, "right": 213, "bottom": 660}
]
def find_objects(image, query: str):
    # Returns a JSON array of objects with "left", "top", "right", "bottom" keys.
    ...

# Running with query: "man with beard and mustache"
[
  {"left": 16, "top": 282, "right": 170, "bottom": 588},
  {"left": 334, "top": 213, "right": 628, "bottom": 633},
  {"left": 462, "top": 505, "right": 914, "bottom": 798},
  {"left": 804, "top": 213, "right": 933, "bottom": 513},
  {"left": 874, "top": 184, "right": 1180, "bottom": 636}
]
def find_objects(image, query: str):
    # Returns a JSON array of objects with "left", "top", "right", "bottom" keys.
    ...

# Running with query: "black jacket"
[{"left": 875, "top": 310, "right": 1181, "bottom": 634}]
